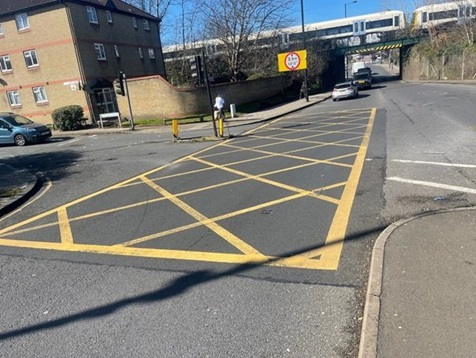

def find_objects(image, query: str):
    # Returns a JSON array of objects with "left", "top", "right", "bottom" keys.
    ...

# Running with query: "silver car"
[{"left": 332, "top": 81, "right": 358, "bottom": 101}]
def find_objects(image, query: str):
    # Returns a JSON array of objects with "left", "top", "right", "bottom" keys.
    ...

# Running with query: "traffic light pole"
[
  {"left": 122, "top": 72, "right": 135, "bottom": 130},
  {"left": 202, "top": 51, "right": 217, "bottom": 137}
]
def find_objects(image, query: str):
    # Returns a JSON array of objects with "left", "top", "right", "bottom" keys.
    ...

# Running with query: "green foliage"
[
  {"left": 51, "top": 105, "right": 85, "bottom": 131},
  {"left": 246, "top": 73, "right": 266, "bottom": 80}
]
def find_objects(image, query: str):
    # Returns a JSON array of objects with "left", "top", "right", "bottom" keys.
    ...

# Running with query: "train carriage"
[{"left": 413, "top": 0, "right": 476, "bottom": 31}]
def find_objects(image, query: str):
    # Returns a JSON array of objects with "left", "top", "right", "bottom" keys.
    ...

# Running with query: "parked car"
[
  {"left": 357, "top": 67, "right": 372, "bottom": 75},
  {"left": 0, "top": 112, "right": 52, "bottom": 146},
  {"left": 332, "top": 81, "right": 359, "bottom": 101},
  {"left": 353, "top": 72, "right": 372, "bottom": 90}
]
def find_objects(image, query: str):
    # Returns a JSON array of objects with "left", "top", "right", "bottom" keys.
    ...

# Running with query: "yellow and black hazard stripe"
[{"left": 351, "top": 43, "right": 402, "bottom": 54}]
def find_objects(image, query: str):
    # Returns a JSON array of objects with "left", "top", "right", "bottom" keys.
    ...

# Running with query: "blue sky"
[
  {"left": 298, "top": 0, "right": 386, "bottom": 24},
  {"left": 161, "top": 0, "right": 417, "bottom": 45}
]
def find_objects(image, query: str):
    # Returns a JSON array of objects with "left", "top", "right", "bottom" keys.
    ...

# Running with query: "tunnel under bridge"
[{"left": 320, "top": 37, "right": 420, "bottom": 88}]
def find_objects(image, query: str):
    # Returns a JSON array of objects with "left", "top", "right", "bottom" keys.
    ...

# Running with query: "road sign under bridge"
[{"left": 278, "top": 50, "right": 307, "bottom": 72}]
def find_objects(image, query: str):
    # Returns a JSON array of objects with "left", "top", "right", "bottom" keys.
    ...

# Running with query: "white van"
[{"left": 352, "top": 61, "right": 366, "bottom": 75}]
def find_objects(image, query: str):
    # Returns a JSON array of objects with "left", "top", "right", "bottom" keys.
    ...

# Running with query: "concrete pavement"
[{"left": 1, "top": 91, "right": 475, "bottom": 358}]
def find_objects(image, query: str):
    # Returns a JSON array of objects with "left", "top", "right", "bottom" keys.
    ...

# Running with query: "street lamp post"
[
  {"left": 300, "top": 0, "right": 309, "bottom": 102},
  {"left": 345, "top": 0, "right": 357, "bottom": 18}
]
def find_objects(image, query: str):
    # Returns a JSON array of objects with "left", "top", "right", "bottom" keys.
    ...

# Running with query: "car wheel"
[
  {"left": 332, "top": 98, "right": 336, "bottom": 102},
  {"left": 14, "top": 134, "right": 27, "bottom": 146}
]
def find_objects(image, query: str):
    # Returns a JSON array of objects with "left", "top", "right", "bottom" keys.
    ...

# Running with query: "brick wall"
[{"left": 117, "top": 75, "right": 289, "bottom": 119}]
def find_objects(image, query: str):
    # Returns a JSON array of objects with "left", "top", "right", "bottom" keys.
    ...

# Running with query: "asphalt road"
[{"left": 1, "top": 65, "right": 476, "bottom": 357}]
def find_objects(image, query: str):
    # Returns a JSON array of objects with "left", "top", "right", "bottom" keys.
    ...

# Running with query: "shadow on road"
[{"left": 0, "top": 224, "right": 387, "bottom": 341}]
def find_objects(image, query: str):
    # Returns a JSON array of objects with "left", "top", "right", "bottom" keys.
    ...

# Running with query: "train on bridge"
[
  {"left": 412, "top": 0, "right": 476, "bottom": 31},
  {"left": 163, "top": 10, "right": 405, "bottom": 61},
  {"left": 163, "top": 1, "right": 476, "bottom": 61}
]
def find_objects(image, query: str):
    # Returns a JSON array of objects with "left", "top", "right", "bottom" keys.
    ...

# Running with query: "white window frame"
[
  {"left": 114, "top": 45, "right": 120, "bottom": 58},
  {"left": 0, "top": 23, "right": 4, "bottom": 36},
  {"left": 24, "top": 50, "right": 39, "bottom": 68},
  {"left": 138, "top": 47, "right": 143, "bottom": 59},
  {"left": 94, "top": 43, "right": 107, "bottom": 60},
  {"left": 32, "top": 86, "right": 48, "bottom": 104},
  {"left": 86, "top": 6, "right": 98, "bottom": 24},
  {"left": 15, "top": 13, "right": 30, "bottom": 31},
  {"left": 0, "top": 55, "right": 13, "bottom": 72},
  {"left": 143, "top": 19, "right": 150, "bottom": 31},
  {"left": 106, "top": 10, "right": 113, "bottom": 23},
  {"left": 7, "top": 90, "right": 21, "bottom": 107},
  {"left": 132, "top": 17, "right": 138, "bottom": 28},
  {"left": 148, "top": 48, "right": 155, "bottom": 59}
]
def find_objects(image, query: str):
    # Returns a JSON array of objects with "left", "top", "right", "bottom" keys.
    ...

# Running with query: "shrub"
[
  {"left": 51, "top": 105, "right": 85, "bottom": 131},
  {"left": 246, "top": 73, "right": 266, "bottom": 81}
]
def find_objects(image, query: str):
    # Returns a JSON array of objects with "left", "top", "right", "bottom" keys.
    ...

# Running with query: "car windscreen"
[
  {"left": 3, "top": 115, "right": 34, "bottom": 126},
  {"left": 353, "top": 74, "right": 369, "bottom": 80}
]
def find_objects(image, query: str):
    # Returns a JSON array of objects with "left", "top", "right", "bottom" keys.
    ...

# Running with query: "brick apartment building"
[{"left": 0, "top": 0, "right": 166, "bottom": 125}]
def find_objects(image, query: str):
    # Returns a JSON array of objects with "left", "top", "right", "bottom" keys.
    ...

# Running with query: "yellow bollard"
[
  {"left": 172, "top": 119, "right": 179, "bottom": 138},
  {"left": 218, "top": 117, "right": 223, "bottom": 137}
]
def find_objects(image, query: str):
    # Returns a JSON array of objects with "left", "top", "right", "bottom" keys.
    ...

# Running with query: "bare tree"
[
  {"left": 123, "top": 0, "right": 176, "bottom": 21},
  {"left": 196, "top": 0, "right": 295, "bottom": 80}
]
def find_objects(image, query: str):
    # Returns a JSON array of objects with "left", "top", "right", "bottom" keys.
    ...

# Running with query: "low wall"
[
  {"left": 403, "top": 50, "right": 476, "bottom": 81},
  {"left": 117, "top": 75, "right": 290, "bottom": 119}
]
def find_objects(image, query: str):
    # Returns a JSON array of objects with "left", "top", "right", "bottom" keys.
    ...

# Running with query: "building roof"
[{"left": 0, "top": 0, "right": 158, "bottom": 21}]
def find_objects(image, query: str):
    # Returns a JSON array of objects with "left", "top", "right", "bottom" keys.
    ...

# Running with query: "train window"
[
  {"left": 429, "top": 9, "right": 458, "bottom": 21},
  {"left": 340, "top": 25, "right": 353, "bottom": 33},
  {"left": 422, "top": 12, "right": 427, "bottom": 23},
  {"left": 394, "top": 16, "right": 400, "bottom": 27},
  {"left": 326, "top": 26, "right": 340, "bottom": 35},
  {"left": 354, "top": 23, "right": 358, "bottom": 32},
  {"left": 360, "top": 21, "right": 364, "bottom": 32},
  {"left": 289, "top": 32, "right": 301, "bottom": 42},
  {"left": 366, "top": 18, "right": 392, "bottom": 29}
]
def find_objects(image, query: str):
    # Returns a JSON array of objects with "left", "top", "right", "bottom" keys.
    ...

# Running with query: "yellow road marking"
[
  {"left": 119, "top": 181, "right": 345, "bottom": 247},
  {"left": 0, "top": 237, "right": 341, "bottom": 269},
  {"left": 0, "top": 108, "right": 376, "bottom": 271},
  {"left": 140, "top": 175, "right": 265, "bottom": 257},
  {"left": 299, "top": 108, "right": 376, "bottom": 269},
  {"left": 58, "top": 208, "right": 73, "bottom": 245}
]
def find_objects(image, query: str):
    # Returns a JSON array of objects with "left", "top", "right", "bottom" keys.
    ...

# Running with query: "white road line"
[
  {"left": 387, "top": 177, "right": 476, "bottom": 195},
  {"left": 392, "top": 159, "right": 476, "bottom": 169}
]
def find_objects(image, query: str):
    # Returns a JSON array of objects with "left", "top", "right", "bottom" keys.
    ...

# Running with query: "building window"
[
  {"left": 94, "top": 43, "right": 106, "bottom": 60},
  {"left": 106, "top": 10, "right": 113, "bottom": 23},
  {"left": 15, "top": 13, "right": 30, "bottom": 31},
  {"left": 143, "top": 19, "right": 150, "bottom": 31},
  {"left": 132, "top": 17, "right": 138, "bottom": 28},
  {"left": 0, "top": 23, "right": 4, "bottom": 36},
  {"left": 0, "top": 55, "right": 13, "bottom": 72},
  {"left": 148, "top": 48, "right": 155, "bottom": 59},
  {"left": 114, "top": 45, "right": 120, "bottom": 58},
  {"left": 24, "top": 50, "right": 39, "bottom": 68},
  {"left": 7, "top": 90, "right": 21, "bottom": 107},
  {"left": 32, "top": 86, "right": 48, "bottom": 104},
  {"left": 138, "top": 47, "right": 143, "bottom": 59},
  {"left": 87, "top": 6, "right": 98, "bottom": 24}
]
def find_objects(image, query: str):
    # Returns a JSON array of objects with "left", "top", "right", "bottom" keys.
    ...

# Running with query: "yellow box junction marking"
[{"left": 0, "top": 109, "right": 376, "bottom": 270}]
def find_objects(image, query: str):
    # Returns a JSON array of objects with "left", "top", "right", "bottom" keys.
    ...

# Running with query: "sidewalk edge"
[
  {"left": 0, "top": 174, "right": 40, "bottom": 218},
  {"left": 358, "top": 205, "right": 476, "bottom": 358}
]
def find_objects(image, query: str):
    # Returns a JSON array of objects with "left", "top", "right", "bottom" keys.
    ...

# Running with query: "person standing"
[{"left": 214, "top": 94, "right": 225, "bottom": 119}]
